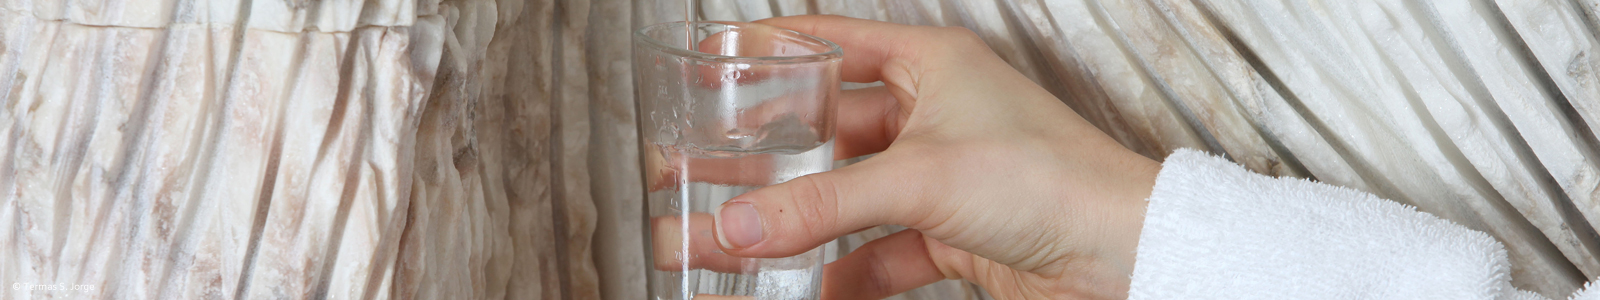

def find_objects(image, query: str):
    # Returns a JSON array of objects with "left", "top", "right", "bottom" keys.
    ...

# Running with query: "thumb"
[{"left": 715, "top": 154, "right": 935, "bottom": 257}]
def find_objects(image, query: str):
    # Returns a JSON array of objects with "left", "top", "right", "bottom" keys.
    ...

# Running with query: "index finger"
[
  {"left": 753, "top": 16, "right": 972, "bottom": 157},
  {"left": 754, "top": 15, "right": 934, "bottom": 84}
]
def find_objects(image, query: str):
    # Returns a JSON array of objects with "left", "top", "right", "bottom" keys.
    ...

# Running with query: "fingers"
[
  {"left": 714, "top": 154, "right": 936, "bottom": 258},
  {"left": 754, "top": 15, "right": 1014, "bottom": 103},
  {"left": 644, "top": 145, "right": 778, "bottom": 192},
  {"left": 834, "top": 86, "right": 902, "bottom": 160},
  {"left": 694, "top": 21, "right": 829, "bottom": 57},
  {"left": 753, "top": 15, "right": 927, "bottom": 84},
  {"left": 821, "top": 230, "right": 949, "bottom": 300},
  {"left": 651, "top": 213, "right": 748, "bottom": 273},
  {"left": 644, "top": 86, "right": 903, "bottom": 191},
  {"left": 689, "top": 21, "right": 835, "bottom": 88},
  {"left": 756, "top": 15, "right": 1052, "bottom": 123}
]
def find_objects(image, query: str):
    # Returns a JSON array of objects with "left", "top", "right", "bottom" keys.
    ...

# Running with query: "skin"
[{"left": 708, "top": 15, "right": 1163, "bottom": 300}]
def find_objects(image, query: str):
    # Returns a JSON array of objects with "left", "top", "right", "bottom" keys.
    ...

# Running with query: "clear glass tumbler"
[{"left": 633, "top": 21, "right": 842, "bottom": 300}]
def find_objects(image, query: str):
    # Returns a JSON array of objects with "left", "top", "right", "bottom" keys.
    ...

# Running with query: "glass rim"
[{"left": 634, "top": 21, "right": 843, "bottom": 64}]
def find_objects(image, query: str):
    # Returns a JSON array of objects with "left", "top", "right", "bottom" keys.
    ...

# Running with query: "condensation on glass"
[{"left": 633, "top": 21, "right": 842, "bottom": 300}]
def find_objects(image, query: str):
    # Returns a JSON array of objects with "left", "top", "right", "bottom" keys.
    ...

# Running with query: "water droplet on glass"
[
  {"left": 657, "top": 127, "right": 677, "bottom": 143},
  {"left": 725, "top": 127, "right": 754, "bottom": 140}
]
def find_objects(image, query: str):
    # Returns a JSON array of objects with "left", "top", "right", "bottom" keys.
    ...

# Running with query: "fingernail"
[{"left": 717, "top": 202, "right": 763, "bottom": 249}]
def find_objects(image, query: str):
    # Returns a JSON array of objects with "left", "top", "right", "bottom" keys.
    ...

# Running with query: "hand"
[{"left": 710, "top": 15, "right": 1162, "bottom": 299}]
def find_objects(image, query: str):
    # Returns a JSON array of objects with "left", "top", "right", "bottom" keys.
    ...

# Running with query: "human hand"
[{"left": 708, "top": 15, "right": 1162, "bottom": 299}]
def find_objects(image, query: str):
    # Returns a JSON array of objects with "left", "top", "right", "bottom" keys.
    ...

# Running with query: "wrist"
[
  {"left": 1063, "top": 145, "right": 1159, "bottom": 299},
  {"left": 1107, "top": 151, "right": 1158, "bottom": 265}
]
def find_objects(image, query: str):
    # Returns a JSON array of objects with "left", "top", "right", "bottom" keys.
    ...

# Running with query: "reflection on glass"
[{"left": 634, "top": 21, "right": 842, "bottom": 300}]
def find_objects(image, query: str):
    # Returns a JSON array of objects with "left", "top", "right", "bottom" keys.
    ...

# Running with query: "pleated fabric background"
[{"left": 1, "top": 0, "right": 1597, "bottom": 299}]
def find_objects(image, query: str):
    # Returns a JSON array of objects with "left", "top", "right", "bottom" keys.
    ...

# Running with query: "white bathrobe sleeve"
[{"left": 1128, "top": 149, "right": 1599, "bottom": 300}]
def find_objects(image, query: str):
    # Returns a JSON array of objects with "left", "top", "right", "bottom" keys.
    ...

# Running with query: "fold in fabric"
[{"left": 1130, "top": 149, "right": 1597, "bottom": 300}]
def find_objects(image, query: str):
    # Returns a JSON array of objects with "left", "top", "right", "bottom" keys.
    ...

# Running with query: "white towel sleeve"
[{"left": 1128, "top": 149, "right": 1599, "bottom": 300}]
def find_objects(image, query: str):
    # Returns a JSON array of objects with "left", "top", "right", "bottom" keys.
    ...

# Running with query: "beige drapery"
[{"left": 2, "top": 0, "right": 1597, "bottom": 299}]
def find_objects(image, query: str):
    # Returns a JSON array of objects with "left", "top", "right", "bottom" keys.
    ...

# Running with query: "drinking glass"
[{"left": 633, "top": 21, "right": 842, "bottom": 300}]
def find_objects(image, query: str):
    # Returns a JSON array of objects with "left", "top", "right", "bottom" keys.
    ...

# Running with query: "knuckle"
[
  {"left": 864, "top": 249, "right": 896, "bottom": 296},
  {"left": 921, "top": 26, "right": 991, "bottom": 61},
  {"left": 937, "top": 26, "right": 983, "bottom": 45},
  {"left": 786, "top": 175, "right": 842, "bottom": 240}
]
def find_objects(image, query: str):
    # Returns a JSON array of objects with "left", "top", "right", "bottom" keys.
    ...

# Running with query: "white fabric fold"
[{"left": 1129, "top": 149, "right": 1597, "bottom": 300}]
